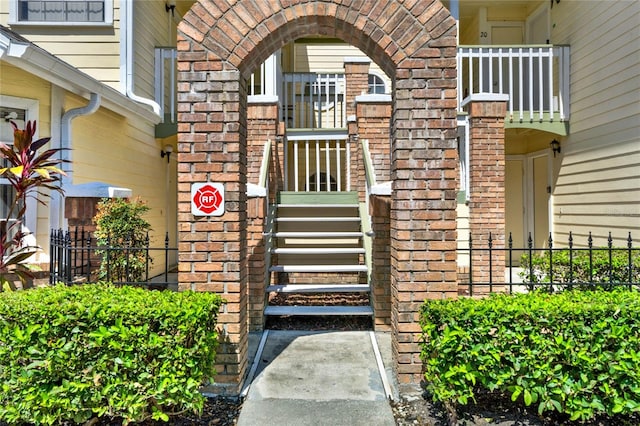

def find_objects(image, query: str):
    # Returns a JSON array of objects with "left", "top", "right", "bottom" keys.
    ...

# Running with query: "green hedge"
[
  {"left": 521, "top": 248, "right": 640, "bottom": 289},
  {"left": 0, "top": 284, "right": 224, "bottom": 425},
  {"left": 420, "top": 290, "right": 640, "bottom": 422}
]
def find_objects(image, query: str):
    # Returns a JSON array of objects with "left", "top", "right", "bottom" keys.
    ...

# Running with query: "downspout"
[
  {"left": 122, "top": 0, "right": 162, "bottom": 115},
  {"left": 50, "top": 93, "right": 101, "bottom": 230}
]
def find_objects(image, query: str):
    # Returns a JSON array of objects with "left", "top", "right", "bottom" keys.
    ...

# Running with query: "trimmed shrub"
[
  {"left": 420, "top": 290, "right": 640, "bottom": 422},
  {"left": 0, "top": 284, "right": 223, "bottom": 425},
  {"left": 520, "top": 247, "right": 640, "bottom": 290}
]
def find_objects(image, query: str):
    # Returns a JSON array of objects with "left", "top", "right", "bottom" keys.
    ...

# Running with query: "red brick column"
[
  {"left": 391, "top": 55, "right": 459, "bottom": 388},
  {"left": 176, "top": 38, "right": 249, "bottom": 394},
  {"left": 356, "top": 97, "right": 391, "bottom": 183},
  {"left": 355, "top": 95, "right": 392, "bottom": 329},
  {"left": 464, "top": 95, "right": 508, "bottom": 290},
  {"left": 370, "top": 195, "right": 391, "bottom": 330},
  {"left": 345, "top": 58, "right": 371, "bottom": 195},
  {"left": 246, "top": 101, "right": 279, "bottom": 331},
  {"left": 65, "top": 197, "right": 101, "bottom": 234},
  {"left": 344, "top": 58, "right": 370, "bottom": 118}
]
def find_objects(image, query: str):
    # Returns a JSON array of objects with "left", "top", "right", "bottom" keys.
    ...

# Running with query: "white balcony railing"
[
  {"left": 458, "top": 45, "right": 570, "bottom": 122},
  {"left": 282, "top": 73, "right": 346, "bottom": 130}
]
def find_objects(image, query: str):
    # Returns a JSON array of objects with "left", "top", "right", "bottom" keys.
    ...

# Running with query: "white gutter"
[
  {"left": 60, "top": 93, "right": 101, "bottom": 184},
  {"left": 0, "top": 30, "right": 160, "bottom": 124},
  {"left": 49, "top": 92, "right": 102, "bottom": 230},
  {"left": 121, "top": 0, "right": 162, "bottom": 115}
]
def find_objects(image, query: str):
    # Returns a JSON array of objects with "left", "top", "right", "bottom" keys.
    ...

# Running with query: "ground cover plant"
[
  {"left": 0, "top": 283, "right": 223, "bottom": 425},
  {"left": 420, "top": 289, "right": 640, "bottom": 424}
]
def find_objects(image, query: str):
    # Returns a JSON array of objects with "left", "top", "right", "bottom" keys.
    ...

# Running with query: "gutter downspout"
[
  {"left": 122, "top": 0, "right": 162, "bottom": 116},
  {"left": 50, "top": 93, "right": 101, "bottom": 230}
]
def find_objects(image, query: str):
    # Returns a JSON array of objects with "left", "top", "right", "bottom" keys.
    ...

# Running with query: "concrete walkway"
[{"left": 237, "top": 330, "right": 397, "bottom": 426}]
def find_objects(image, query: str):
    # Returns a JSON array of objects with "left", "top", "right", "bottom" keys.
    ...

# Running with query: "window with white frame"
[
  {"left": 0, "top": 97, "right": 39, "bottom": 238},
  {"left": 10, "top": 0, "right": 113, "bottom": 25},
  {"left": 368, "top": 74, "right": 386, "bottom": 94}
]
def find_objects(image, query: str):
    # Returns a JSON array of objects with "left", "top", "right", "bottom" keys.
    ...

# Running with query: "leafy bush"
[
  {"left": 0, "top": 120, "right": 65, "bottom": 290},
  {"left": 520, "top": 246, "right": 640, "bottom": 290},
  {"left": 0, "top": 284, "right": 223, "bottom": 424},
  {"left": 420, "top": 290, "right": 640, "bottom": 422},
  {"left": 94, "top": 197, "right": 152, "bottom": 282}
]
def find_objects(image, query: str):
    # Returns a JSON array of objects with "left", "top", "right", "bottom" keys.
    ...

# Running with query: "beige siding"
[
  {"left": 0, "top": 1, "right": 123, "bottom": 90},
  {"left": 551, "top": 0, "right": 640, "bottom": 243},
  {"left": 293, "top": 41, "right": 392, "bottom": 94},
  {"left": 67, "top": 93, "right": 176, "bottom": 275},
  {"left": 133, "top": 0, "right": 175, "bottom": 99}
]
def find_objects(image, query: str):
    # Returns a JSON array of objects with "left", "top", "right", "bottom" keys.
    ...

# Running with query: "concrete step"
[
  {"left": 266, "top": 284, "right": 370, "bottom": 293},
  {"left": 264, "top": 305, "right": 374, "bottom": 316},
  {"left": 272, "top": 247, "right": 365, "bottom": 255},
  {"left": 276, "top": 216, "right": 360, "bottom": 222},
  {"left": 269, "top": 264, "right": 368, "bottom": 273},
  {"left": 271, "top": 231, "right": 364, "bottom": 238}
]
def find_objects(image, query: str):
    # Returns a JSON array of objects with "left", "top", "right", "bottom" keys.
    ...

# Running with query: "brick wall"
[
  {"left": 466, "top": 97, "right": 507, "bottom": 289},
  {"left": 246, "top": 102, "right": 279, "bottom": 331}
]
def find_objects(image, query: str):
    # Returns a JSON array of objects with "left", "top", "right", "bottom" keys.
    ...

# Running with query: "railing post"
[
  {"left": 608, "top": 232, "right": 614, "bottom": 288},
  {"left": 628, "top": 232, "right": 633, "bottom": 289},
  {"left": 548, "top": 233, "right": 554, "bottom": 290},
  {"left": 488, "top": 232, "right": 493, "bottom": 293},
  {"left": 65, "top": 230, "right": 72, "bottom": 285},
  {"left": 588, "top": 232, "right": 594, "bottom": 284},
  {"left": 527, "top": 232, "right": 533, "bottom": 291},
  {"left": 508, "top": 232, "right": 513, "bottom": 294},
  {"left": 468, "top": 233, "right": 473, "bottom": 296},
  {"left": 568, "top": 232, "right": 574, "bottom": 290},
  {"left": 85, "top": 229, "right": 92, "bottom": 282}
]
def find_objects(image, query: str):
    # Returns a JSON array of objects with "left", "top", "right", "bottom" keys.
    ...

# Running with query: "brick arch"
[{"left": 178, "top": 0, "right": 457, "bottom": 393}]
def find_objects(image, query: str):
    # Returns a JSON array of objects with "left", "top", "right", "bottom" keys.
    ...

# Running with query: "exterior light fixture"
[
  {"left": 550, "top": 139, "right": 561, "bottom": 157},
  {"left": 161, "top": 144, "right": 173, "bottom": 163},
  {"left": 165, "top": 0, "right": 176, "bottom": 14}
]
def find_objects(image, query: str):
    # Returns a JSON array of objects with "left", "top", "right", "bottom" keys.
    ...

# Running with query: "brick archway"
[{"left": 178, "top": 0, "right": 457, "bottom": 394}]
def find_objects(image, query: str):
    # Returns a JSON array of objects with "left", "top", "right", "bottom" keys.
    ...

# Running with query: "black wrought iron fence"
[
  {"left": 49, "top": 228, "right": 177, "bottom": 288},
  {"left": 461, "top": 231, "right": 639, "bottom": 296}
]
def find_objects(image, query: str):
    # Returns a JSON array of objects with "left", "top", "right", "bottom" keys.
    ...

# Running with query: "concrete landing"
[{"left": 237, "top": 330, "right": 396, "bottom": 426}]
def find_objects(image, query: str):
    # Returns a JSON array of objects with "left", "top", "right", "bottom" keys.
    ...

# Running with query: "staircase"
[{"left": 264, "top": 191, "right": 373, "bottom": 320}]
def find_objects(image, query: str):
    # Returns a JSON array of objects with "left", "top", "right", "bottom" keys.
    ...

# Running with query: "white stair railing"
[
  {"left": 284, "top": 132, "right": 350, "bottom": 192},
  {"left": 457, "top": 45, "right": 570, "bottom": 122}
]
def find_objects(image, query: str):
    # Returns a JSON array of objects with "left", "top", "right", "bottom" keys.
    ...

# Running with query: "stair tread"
[
  {"left": 270, "top": 264, "right": 368, "bottom": 273},
  {"left": 278, "top": 204, "right": 359, "bottom": 208},
  {"left": 273, "top": 231, "right": 364, "bottom": 238},
  {"left": 276, "top": 217, "right": 360, "bottom": 222},
  {"left": 272, "top": 247, "right": 365, "bottom": 254},
  {"left": 266, "top": 284, "right": 370, "bottom": 293},
  {"left": 264, "top": 305, "right": 373, "bottom": 316}
]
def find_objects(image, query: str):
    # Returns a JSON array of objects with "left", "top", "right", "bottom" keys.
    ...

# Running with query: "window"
[
  {"left": 368, "top": 74, "right": 386, "bottom": 94},
  {"left": 0, "top": 96, "right": 39, "bottom": 237},
  {"left": 10, "top": 0, "right": 113, "bottom": 25}
]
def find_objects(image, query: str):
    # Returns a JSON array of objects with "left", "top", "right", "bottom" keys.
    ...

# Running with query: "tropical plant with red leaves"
[{"left": 0, "top": 120, "right": 65, "bottom": 290}]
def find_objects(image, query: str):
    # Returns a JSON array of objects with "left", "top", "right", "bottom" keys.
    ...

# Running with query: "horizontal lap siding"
[
  {"left": 551, "top": 1, "right": 640, "bottom": 243},
  {"left": 0, "top": 1, "right": 123, "bottom": 90},
  {"left": 293, "top": 42, "right": 392, "bottom": 92}
]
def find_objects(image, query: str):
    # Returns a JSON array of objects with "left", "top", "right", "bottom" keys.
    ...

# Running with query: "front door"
[{"left": 506, "top": 152, "right": 550, "bottom": 253}]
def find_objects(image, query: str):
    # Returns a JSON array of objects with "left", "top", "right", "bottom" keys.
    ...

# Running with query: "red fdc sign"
[{"left": 191, "top": 183, "right": 224, "bottom": 216}]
